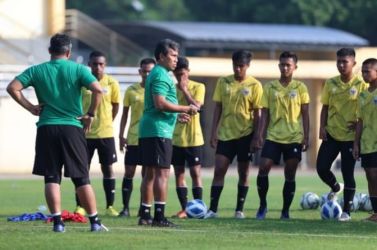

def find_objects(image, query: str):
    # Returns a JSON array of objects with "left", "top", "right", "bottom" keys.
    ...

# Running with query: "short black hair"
[
  {"left": 175, "top": 57, "right": 189, "bottom": 71},
  {"left": 362, "top": 58, "right": 377, "bottom": 67},
  {"left": 336, "top": 48, "right": 355, "bottom": 57},
  {"left": 232, "top": 50, "right": 252, "bottom": 65},
  {"left": 140, "top": 57, "right": 156, "bottom": 67},
  {"left": 89, "top": 51, "right": 106, "bottom": 60},
  {"left": 154, "top": 39, "right": 179, "bottom": 60},
  {"left": 49, "top": 33, "right": 72, "bottom": 55},
  {"left": 279, "top": 51, "right": 298, "bottom": 63}
]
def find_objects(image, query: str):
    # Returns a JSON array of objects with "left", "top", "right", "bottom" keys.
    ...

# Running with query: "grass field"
[{"left": 1, "top": 170, "right": 377, "bottom": 250}]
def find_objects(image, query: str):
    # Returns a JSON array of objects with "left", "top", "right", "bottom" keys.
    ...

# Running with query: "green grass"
[{"left": 1, "top": 171, "right": 377, "bottom": 250}]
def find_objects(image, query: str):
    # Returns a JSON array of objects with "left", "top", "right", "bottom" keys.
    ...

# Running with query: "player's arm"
[
  {"left": 210, "top": 102, "right": 222, "bottom": 148},
  {"left": 180, "top": 87, "right": 202, "bottom": 108},
  {"left": 250, "top": 108, "right": 261, "bottom": 152},
  {"left": 119, "top": 106, "right": 129, "bottom": 152},
  {"left": 111, "top": 103, "right": 119, "bottom": 121},
  {"left": 81, "top": 81, "right": 102, "bottom": 134},
  {"left": 319, "top": 105, "right": 329, "bottom": 140},
  {"left": 353, "top": 119, "right": 363, "bottom": 160},
  {"left": 258, "top": 108, "right": 270, "bottom": 145},
  {"left": 301, "top": 103, "right": 310, "bottom": 151},
  {"left": 153, "top": 95, "right": 197, "bottom": 115},
  {"left": 6, "top": 79, "right": 42, "bottom": 116}
]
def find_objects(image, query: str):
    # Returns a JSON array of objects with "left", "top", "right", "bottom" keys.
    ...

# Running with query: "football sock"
[
  {"left": 257, "top": 175, "right": 269, "bottom": 208},
  {"left": 235, "top": 185, "right": 249, "bottom": 211},
  {"left": 103, "top": 178, "right": 115, "bottom": 208},
  {"left": 75, "top": 193, "right": 81, "bottom": 207},
  {"left": 343, "top": 187, "right": 355, "bottom": 214},
  {"left": 176, "top": 187, "right": 188, "bottom": 210},
  {"left": 122, "top": 177, "right": 133, "bottom": 209},
  {"left": 209, "top": 186, "right": 223, "bottom": 213},
  {"left": 370, "top": 196, "right": 377, "bottom": 213},
  {"left": 192, "top": 186, "right": 203, "bottom": 200},
  {"left": 140, "top": 203, "right": 152, "bottom": 219},
  {"left": 282, "top": 180, "right": 296, "bottom": 213},
  {"left": 154, "top": 202, "right": 166, "bottom": 221},
  {"left": 88, "top": 213, "right": 99, "bottom": 224},
  {"left": 52, "top": 213, "right": 62, "bottom": 224}
]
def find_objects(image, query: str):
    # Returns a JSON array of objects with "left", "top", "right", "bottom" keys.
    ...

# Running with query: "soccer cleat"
[
  {"left": 138, "top": 217, "right": 153, "bottom": 226},
  {"left": 338, "top": 212, "right": 351, "bottom": 222},
  {"left": 118, "top": 208, "right": 130, "bottom": 217},
  {"left": 172, "top": 210, "right": 187, "bottom": 219},
  {"left": 152, "top": 218, "right": 177, "bottom": 228},
  {"left": 53, "top": 222, "right": 65, "bottom": 233},
  {"left": 204, "top": 210, "right": 218, "bottom": 219},
  {"left": 328, "top": 183, "right": 344, "bottom": 201},
  {"left": 91, "top": 222, "right": 109, "bottom": 232},
  {"left": 74, "top": 206, "right": 86, "bottom": 216},
  {"left": 365, "top": 213, "right": 377, "bottom": 222},
  {"left": 106, "top": 206, "right": 119, "bottom": 217},
  {"left": 234, "top": 211, "right": 245, "bottom": 219},
  {"left": 256, "top": 207, "right": 268, "bottom": 220},
  {"left": 280, "top": 211, "right": 290, "bottom": 220}
]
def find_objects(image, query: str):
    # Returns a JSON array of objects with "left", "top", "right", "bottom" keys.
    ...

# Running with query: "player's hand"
[
  {"left": 28, "top": 103, "right": 44, "bottom": 116},
  {"left": 178, "top": 113, "right": 191, "bottom": 123},
  {"left": 347, "top": 121, "right": 356, "bottom": 131},
  {"left": 352, "top": 142, "right": 360, "bottom": 160},
  {"left": 210, "top": 134, "right": 218, "bottom": 148},
  {"left": 319, "top": 127, "right": 327, "bottom": 141},
  {"left": 302, "top": 137, "right": 309, "bottom": 152},
  {"left": 187, "top": 104, "right": 199, "bottom": 115},
  {"left": 119, "top": 137, "right": 127, "bottom": 152},
  {"left": 77, "top": 114, "right": 93, "bottom": 134}
]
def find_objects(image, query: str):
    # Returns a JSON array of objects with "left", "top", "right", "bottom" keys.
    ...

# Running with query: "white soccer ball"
[
  {"left": 338, "top": 195, "right": 360, "bottom": 212},
  {"left": 185, "top": 199, "right": 208, "bottom": 219},
  {"left": 300, "top": 192, "right": 320, "bottom": 209},
  {"left": 321, "top": 200, "right": 342, "bottom": 220},
  {"left": 320, "top": 192, "right": 338, "bottom": 206},
  {"left": 359, "top": 194, "right": 373, "bottom": 211}
]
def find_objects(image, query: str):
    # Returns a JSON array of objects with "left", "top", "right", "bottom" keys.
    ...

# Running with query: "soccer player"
[
  {"left": 6, "top": 34, "right": 107, "bottom": 232},
  {"left": 256, "top": 51, "right": 310, "bottom": 220},
  {"left": 75, "top": 51, "right": 121, "bottom": 217},
  {"left": 171, "top": 57, "right": 205, "bottom": 218},
  {"left": 316, "top": 48, "right": 368, "bottom": 221},
  {"left": 138, "top": 39, "right": 198, "bottom": 227},
  {"left": 205, "top": 50, "right": 263, "bottom": 219},
  {"left": 353, "top": 58, "right": 377, "bottom": 222},
  {"left": 118, "top": 58, "right": 156, "bottom": 217}
]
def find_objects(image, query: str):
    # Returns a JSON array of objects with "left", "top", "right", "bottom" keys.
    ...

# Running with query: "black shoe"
[
  {"left": 138, "top": 217, "right": 153, "bottom": 226},
  {"left": 152, "top": 218, "right": 177, "bottom": 228},
  {"left": 119, "top": 208, "right": 130, "bottom": 217}
]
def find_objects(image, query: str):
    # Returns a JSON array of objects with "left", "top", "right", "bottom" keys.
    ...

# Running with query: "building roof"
[{"left": 108, "top": 21, "right": 368, "bottom": 53}]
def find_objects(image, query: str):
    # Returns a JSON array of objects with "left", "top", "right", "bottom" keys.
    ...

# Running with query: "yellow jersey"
[
  {"left": 82, "top": 74, "right": 121, "bottom": 138},
  {"left": 321, "top": 75, "right": 368, "bottom": 141},
  {"left": 123, "top": 82, "right": 144, "bottom": 146},
  {"left": 213, "top": 75, "right": 263, "bottom": 141},
  {"left": 173, "top": 80, "right": 205, "bottom": 147},
  {"left": 261, "top": 79, "right": 310, "bottom": 144},
  {"left": 357, "top": 88, "right": 377, "bottom": 154}
]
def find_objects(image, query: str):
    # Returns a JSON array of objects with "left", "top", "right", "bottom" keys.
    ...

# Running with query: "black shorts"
[
  {"left": 139, "top": 137, "right": 172, "bottom": 168},
  {"left": 33, "top": 125, "right": 89, "bottom": 178},
  {"left": 361, "top": 152, "right": 377, "bottom": 168},
  {"left": 87, "top": 138, "right": 117, "bottom": 165},
  {"left": 171, "top": 146, "right": 203, "bottom": 167},
  {"left": 261, "top": 140, "right": 302, "bottom": 164},
  {"left": 124, "top": 145, "right": 141, "bottom": 166},
  {"left": 216, "top": 133, "right": 253, "bottom": 162}
]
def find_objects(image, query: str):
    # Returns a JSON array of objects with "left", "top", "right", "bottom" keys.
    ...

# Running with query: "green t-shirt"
[
  {"left": 16, "top": 59, "right": 96, "bottom": 128},
  {"left": 139, "top": 64, "right": 178, "bottom": 139}
]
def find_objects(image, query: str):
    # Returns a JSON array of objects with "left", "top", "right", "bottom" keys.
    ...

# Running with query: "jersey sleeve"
[
  {"left": 111, "top": 78, "right": 121, "bottom": 104},
  {"left": 123, "top": 87, "right": 131, "bottom": 107},
  {"left": 15, "top": 67, "right": 35, "bottom": 88},
  {"left": 79, "top": 66, "right": 97, "bottom": 89},
  {"left": 212, "top": 78, "right": 222, "bottom": 103},
  {"left": 194, "top": 84, "right": 205, "bottom": 104},
  {"left": 320, "top": 80, "right": 330, "bottom": 105},
  {"left": 253, "top": 82, "right": 263, "bottom": 109},
  {"left": 299, "top": 83, "right": 310, "bottom": 104},
  {"left": 261, "top": 83, "right": 270, "bottom": 108}
]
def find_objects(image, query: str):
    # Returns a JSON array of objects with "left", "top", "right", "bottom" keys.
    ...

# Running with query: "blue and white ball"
[
  {"left": 185, "top": 199, "right": 208, "bottom": 219},
  {"left": 300, "top": 192, "right": 320, "bottom": 209},
  {"left": 320, "top": 192, "right": 338, "bottom": 206},
  {"left": 338, "top": 196, "right": 360, "bottom": 212},
  {"left": 321, "top": 200, "right": 342, "bottom": 220},
  {"left": 358, "top": 193, "right": 372, "bottom": 211}
]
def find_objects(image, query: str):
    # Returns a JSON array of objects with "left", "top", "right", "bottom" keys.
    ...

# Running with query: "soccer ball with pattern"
[
  {"left": 320, "top": 200, "right": 342, "bottom": 220},
  {"left": 300, "top": 192, "right": 320, "bottom": 209},
  {"left": 338, "top": 196, "right": 360, "bottom": 212},
  {"left": 358, "top": 193, "right": 372, "bottom": 211},
  {"left": 320, "top": 192, "right": 338, "bottom": 206},
  {"left": 185, "top": 199, "right": 208, "bottom": 219}
]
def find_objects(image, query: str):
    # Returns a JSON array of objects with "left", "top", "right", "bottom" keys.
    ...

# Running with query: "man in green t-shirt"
[
  {"left": 138, "top": 39, "right": 199, "bottom": 227},
  {"left": 6, "top": 34, "right": 107, "bottom": 233}
]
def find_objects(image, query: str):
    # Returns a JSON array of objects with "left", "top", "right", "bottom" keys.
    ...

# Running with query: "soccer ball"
[
  {"left": 320, "top": 192, "right": 338, "bottom": 206},
  {"left": 358, "top": 193, "right": 372, "bottom": 211},
  {"left": 320, "top": 200, "right": 342, "bottom": 220},
  {"left": 185, "top": 199, "right": 208, "bottom": 219},
  {"left": 338, "top": 195, "right": 360, "bottom": 211},
  {"left": 300, "top": 192, "right": 320, "bottom": 209}
]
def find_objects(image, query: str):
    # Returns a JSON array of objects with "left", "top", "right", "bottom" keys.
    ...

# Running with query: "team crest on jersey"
[
  {"left": 289, "top": 90, "right": 297, "bottom": 99},
  {"left": 332, "top": 88, "right": 337, "bottom": 93},
  {"left": 241, "top": 88, "right": 250, "bottom": 96},
  {"left": 349, "top": 87, "right": 357, "bottom": 96}
]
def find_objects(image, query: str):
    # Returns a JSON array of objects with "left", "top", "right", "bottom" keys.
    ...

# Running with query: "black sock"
[
  {"left": 209, "top": 186, "right": 223, "bottom": 213},
  {"left": 140, "top": 204, "right": 152, "bottom": 219},
  {"left": 236, "top": 185, "right": 249, "bottom": 212},
  {"left": 192, "top": 186, "right": 203, "bottom": 200},
  {"left": 154, "top": 202, "right": 166, "bottom": 221},
  {"left": 52, "top": 213, "right": 62, "bottom": 225},
  {"left": 257, "top": 175, "right": 269, "bottom": 208},
  {"left": 176, "top": 187, "right": 188, "bottom": 210},
  {"left": 88, "top": 213, "right": 99, "bottom": 224},
  {"left": 75, "top": 192, "right": 81, "bottom": 207},
  {"left": 343, "top": 187, "right": 355, "bottom": 214},
  {"left": 103, "top": 178, "right": 115, "bottom": 208},
  {"left": 282, "top": 180, "right": 296, "bottom": 213},
  {"left": 122, "top": 177, "right": 133, "bottom": 210},
  {"left": 370, "top": 196, "right": 377, "bottom": 213}
]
